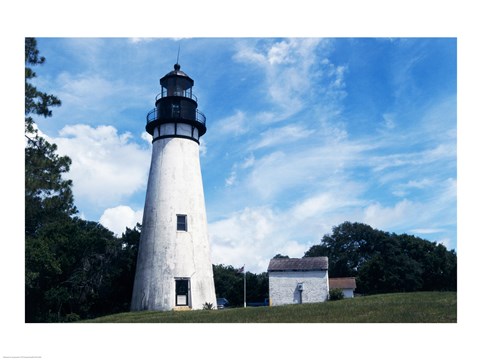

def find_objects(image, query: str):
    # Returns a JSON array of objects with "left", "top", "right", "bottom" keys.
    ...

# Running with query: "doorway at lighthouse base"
[{"left": 174, "top": 278, "right": 192, "bottom": 311}]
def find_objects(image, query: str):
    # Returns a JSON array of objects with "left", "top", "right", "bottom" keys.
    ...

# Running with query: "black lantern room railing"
[
  {"left": 146, "top": 106, "right": 206, "bottom": 137},
  {"left": 146, "top": 107, "right": 206, "bottom": 126}
]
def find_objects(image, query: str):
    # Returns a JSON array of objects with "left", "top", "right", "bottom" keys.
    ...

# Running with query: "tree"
[
  {"left": 304, "top": 222, "right": 383, "bottom": 278},
  {"left": 213, "top": 265, "right": 269, "bottom": 306},
  {"left": 304, "top": 221, "right": 457, "bottom": 295},
  {"left": 25, "top": 37, "right": 76, "bottom": 236},
  {"left": 26, "top": 217, "right": 122, "bottom": 322},
  {"left": 26, "top": 217, "right": 141, "bottom": 322},
  {"left": 25, "top": 37, "right": 61, "bottom": 136},
  {"left": 25, "top": 37, "right": 80, "bottom": 321},
  {"left": 213, "top": 264, "right": 244, "bottom": 306},
  {"left": 98, "top": 224, "right": 141, "bottom": 314},
  {"left": 24, "top": 38, "right": 147, "bottom": 321},
  {"left": 26, "top": 217, "right": 142, "bottom": 321},
  {"left": 245, "top": 271, "right": 268, "bottom": 303}
]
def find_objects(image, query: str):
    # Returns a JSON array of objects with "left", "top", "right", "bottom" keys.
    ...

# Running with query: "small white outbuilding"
[
  {"left": 329, "top": 277, "right": 357, "bottom": 298},
  {"left": 267, "top": 257, "right": 329, "bottom": 306}
]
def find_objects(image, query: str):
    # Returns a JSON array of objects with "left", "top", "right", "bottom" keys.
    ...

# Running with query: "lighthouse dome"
[
  {"left": 160, "top": 63, "right": 194, "bottom": 88},
  {"left": 169, "top": 63, "right": 188, "bottom": 77}
]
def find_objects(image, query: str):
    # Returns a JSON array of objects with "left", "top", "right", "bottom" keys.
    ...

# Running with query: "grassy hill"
[{"left": 82, "top": 291, "right": 456, "bottom": 323}]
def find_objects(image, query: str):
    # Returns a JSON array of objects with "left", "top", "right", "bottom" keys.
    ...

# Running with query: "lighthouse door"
[{"left": 175, "top": 279, "right": 190, "bottom": 306}]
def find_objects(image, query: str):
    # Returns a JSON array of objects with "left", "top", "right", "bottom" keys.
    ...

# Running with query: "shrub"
[
  {"left": 65, "top": 313, "right": 81, "bottom": 322},
  {"left": 329, "top": 288, "right": 344, "bottom": 301},
  {"left": 203, "top": 302, "right": 214, "bottom": 310}
]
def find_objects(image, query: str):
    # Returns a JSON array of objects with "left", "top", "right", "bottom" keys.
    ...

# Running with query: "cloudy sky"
[{"left": 30, "top": 37, "right": 456, "bottom": 273}]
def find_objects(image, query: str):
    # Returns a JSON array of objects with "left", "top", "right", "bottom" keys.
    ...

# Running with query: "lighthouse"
[{"left": 131, "top": 63, "right": 217, "bottom": 311}]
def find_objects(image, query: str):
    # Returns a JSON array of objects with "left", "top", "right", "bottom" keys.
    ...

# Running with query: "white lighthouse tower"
[{"left": 131, "top": 63, "right": 217, "bottom": 311}]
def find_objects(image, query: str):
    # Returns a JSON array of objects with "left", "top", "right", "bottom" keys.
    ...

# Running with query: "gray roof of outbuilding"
[
  {"left": 329, "top": 277, "right": 357, "bottom": 289},
  {"left": 267, "top": 257, "right": 328, "bottom": 272}
]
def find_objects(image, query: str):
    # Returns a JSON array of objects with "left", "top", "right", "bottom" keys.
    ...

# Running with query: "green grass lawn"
[{"left": 82, "top": 291, "right": 456, "bottom": 323}]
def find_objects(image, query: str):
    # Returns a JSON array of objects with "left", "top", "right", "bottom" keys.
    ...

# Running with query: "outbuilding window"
[{"left": 177, "top": 214, "right": 187, "bottom": 231}]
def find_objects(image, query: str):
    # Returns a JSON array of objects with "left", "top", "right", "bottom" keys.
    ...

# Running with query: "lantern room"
[
  {"left": 146, "top": 63, "right": 206, "bottom": 141},
  {"left": 160, "top": 63, "right": 194, "bottom": 98}
]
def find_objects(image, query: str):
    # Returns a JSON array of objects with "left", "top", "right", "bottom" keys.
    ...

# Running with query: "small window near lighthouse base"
[{"left": 177, "top": 214, "right": 188, "bottom": 231}]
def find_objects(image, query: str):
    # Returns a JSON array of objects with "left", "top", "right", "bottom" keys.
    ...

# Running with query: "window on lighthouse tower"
[{"left": 177, "top": 214, "right": 188, "bottom": 231}]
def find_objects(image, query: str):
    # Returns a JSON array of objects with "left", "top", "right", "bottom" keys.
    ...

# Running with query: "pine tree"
[{"left": 25, "top": 38, "right": 78, "bottom": 321}]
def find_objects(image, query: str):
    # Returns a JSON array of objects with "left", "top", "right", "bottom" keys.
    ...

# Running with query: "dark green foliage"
[
  {"left": 203, "top": 302, "right": 214, "bottom": 310},
  {"left": 212, "top": 265, "right": 269, "bottom": 306},
  {"left": 25, "top": 37, "right": 61, "bottom": 135},
  {"left": 24, "top": 38, "right": 141, "bottom": 322},
  {"left": 100, "top": 225, "right": 140, "bottom": 315},
  {"left": 246, "top": 271, "right": 268, "bottom": 304},
  {"left": 25, "top": 37, "right": 77, "bottom": 236},
  {"left": 25, "top": 138, "right": 77, "bottom": 236},
  {"left": 329, "top": 288, "right": 344, "bottom": 301},
  {"left": 26, "top": 218, "right": 140, "bottom": 322},
  {"left": 212, "top": 264, "right": 244, "bottom": 306},
  {"left": 304, "top": 222, "right": 457, "bottom": 295},
  {"left": 65, "top": 313, "right": 81, "bottom": 322},
  {"left": 26, "top": 218, "right": 114, "bottom": 321},
  {"left": 25, "top": 37, "right": 77, "bottom": 322}
]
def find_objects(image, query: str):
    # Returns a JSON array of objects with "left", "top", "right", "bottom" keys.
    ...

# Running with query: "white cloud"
[
  {"left": 42, "top": 124, "right": 150, "bottom": 210},
  {"left": 209, "top": 179, "right": 368, "bottom": 273},
  {"left": 291, "top": 193, "right": 342, "bottom": 220},
  {"left": 207, "top": 117, "right": 456, "bottom": 273},
  {"left": 225, "top": 170, "right": 237, "bottom": 187},
  {"left": 209, "top": 184, "right": 362, "bottom": 273},
  {"left": 240, "top": 153, "right": 255, "bottom": 169},
  {"left": 128, "top": 38, "right": 155, "bottom": 44},
  {"left": 209, "top": 207, "right": 308, "bottom": 273},
  {"left": 37, "top": 69, "right": 151, "bottom": 129},
  {"left": 233, "top": 42, "right": 267, "bottom": 65},
  {"left": 215, "top": 110, "right": 248, "bottom": 136},
  {"left": 57, "top": 72, "right": 117, "bottom": 102},
  {"left": 141, "top": 131, "right": 152, "bottom": 144},
  {"left": 362, "top": 199, "right": 416, "bottom": 230},
  {"left": 371, "top": 142, "right": 456, "bottom": 174},
  {"left": 436, "top": 237, "right": 453, "bottom": 249},
  {"left": 251, "top": 124, "right": 315, "bottom": 150},
  {"left": 410, "top": 228, "right": 444, "bottom": 234},
  {"left": 199, "top": 139, "right": 207, "bottom": 157},
  {"left": 392, "top": 178, "right": 434, "bottom": 197},
  {"left": 209, "top": 172, "right": 456, "bottom": 273},
  {"left": 59, "top": 38, "right": 106, "bottom": 68},
  {"left": 224, "top": 154, "right": 255, "bottom": 187},
  {"left": 404, "top": 178, "right": 434, "bottom": 189},
  {"left": 99, "top": 205, "right": 143, "bottom": 236},
  {"left": 361, "top": 178, "right": 456, "bottom": 235},
  {"left": 243, "top": 138, "right": 370, "bottom": 201},
  {"left": 210, "top": 176, "right": 455, "bottom": 273},
  {"left": 268, "top": 41, "right": 295, "bottom": 65},
  {"left": 233, "top": 38, "right": 339, "bottom": 121},
  {"left": 382, "top": 113, "right": 396, "bottom": 129}
]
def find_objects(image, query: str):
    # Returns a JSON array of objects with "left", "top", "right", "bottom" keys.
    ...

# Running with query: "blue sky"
[{"left": 30, "top": 37, "right": 457, "bottom": 273}]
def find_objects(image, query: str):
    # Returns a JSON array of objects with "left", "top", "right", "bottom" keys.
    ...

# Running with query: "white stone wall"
[
  {"left": 341, "top": 288, "right": 354, "bottom": 298},
  {"left": 269, "top": 271, "right": 329, "bottom": 306},
  {"left": 131, "top": 136, "right": 217, "bottom": 311}
]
